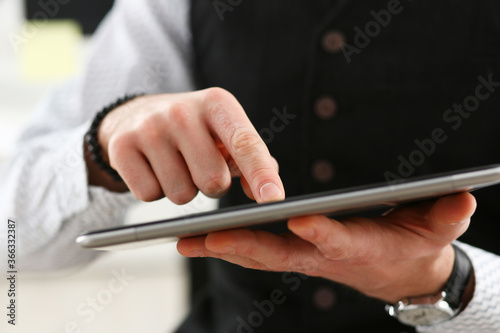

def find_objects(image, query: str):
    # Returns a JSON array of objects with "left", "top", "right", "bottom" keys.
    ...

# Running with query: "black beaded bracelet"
[{"left": 84, "top": 94, "right": 144, "bottom": 182}]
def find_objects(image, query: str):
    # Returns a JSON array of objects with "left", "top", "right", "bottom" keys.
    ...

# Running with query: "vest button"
[
  {"left": 311, "top": 160, "right": 335, "bottom": 183},
  {"left": 314, "top": 96, "right": 337, "bottom": 120},
  {"left": 321, "top": 30, "right": 345, "bottom": 54},
  {"left": 312, "top": 286, "right": 337, "bottom": 311}
]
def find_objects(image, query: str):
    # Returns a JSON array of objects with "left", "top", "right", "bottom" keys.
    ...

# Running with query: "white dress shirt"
[{"left": 0, "top": 0, "right": 499, "bottom": 331}]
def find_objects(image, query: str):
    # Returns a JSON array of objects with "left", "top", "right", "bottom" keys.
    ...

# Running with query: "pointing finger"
[{"left": 200, "top": 88, "right": 285, "bottom": 203}]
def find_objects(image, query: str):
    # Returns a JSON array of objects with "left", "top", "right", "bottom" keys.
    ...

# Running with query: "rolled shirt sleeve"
[{"left": 0, "top": 0, "right": 194, "bottom": 271}]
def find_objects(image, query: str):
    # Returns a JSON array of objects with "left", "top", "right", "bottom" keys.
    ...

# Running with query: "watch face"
[{"left": 398, "top": 307, "right": 453, "bottom": 326}]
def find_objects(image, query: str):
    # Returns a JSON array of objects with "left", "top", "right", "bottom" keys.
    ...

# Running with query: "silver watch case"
[{"left": 386, "top": 291, "right": 457, "bottom": 326}]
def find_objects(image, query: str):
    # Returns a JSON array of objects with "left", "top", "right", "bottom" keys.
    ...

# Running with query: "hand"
[
  {"left": 177, "top": 192, "right": 476, "bottom": 303},
  {"left": 85, "top": 88, "right": 284, "bottom": 204}
]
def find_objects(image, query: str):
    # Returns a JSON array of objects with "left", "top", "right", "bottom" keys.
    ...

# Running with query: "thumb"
[{"left": 429, "top": 192, "right": 477, "bottom": 240}]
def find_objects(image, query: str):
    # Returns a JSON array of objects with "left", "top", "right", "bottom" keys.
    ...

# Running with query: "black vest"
[{"left": 178, "top": 1, "right": 500, "bottom": 332}]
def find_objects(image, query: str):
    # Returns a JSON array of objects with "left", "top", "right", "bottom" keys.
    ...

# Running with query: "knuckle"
[
  {"left": 166, "top": 102, "right": 194, "bottom": 130},
  {"left": 248, "top": 167, "right": 277, "bottom": 184},
  {"left": 167, "top": 186, "right": 198, "bottom": 205},
  {"left": 138, "top": 110, "right": 163, "bottom": 130},
  {"left": 136, "top": 114, "right": 165, "bottom": 143},
  {"left": 271, "top": 251, "right": 294, "bottom": 271},
  {"left": 321, "top": 241, "right": 349, "bottom": 261},
  {"left": 202, "top": 174, "right": 231, "bottom": 198},
  {"left": 142, "top": 128, "right": 163, "bottom": 147},
  {"left": 230, "top": 128, "right": 262, "bottom": 159},
  {"left": 203, "top": 88, "right": 240, "bottom": 125},
  {"left": 299, "top": 257, "right": 320, "bottom": 273},
  {"left": 204, "top": 87, "right": 234, "bottom": 104},
  {"left": 107, "top": 133, "right": 136, "bottom": 165},
  {"left": 271, "top": 157, "right": 280, "bottom": 173},
  {"left": 310, "top": 219, "right": 352, "bottom": 261},
  {"left": 322, "top": 248, "right": 348, "bottom": 261},
  {"left": 132, "top": 185, "right": 163, "bottom": 202}
]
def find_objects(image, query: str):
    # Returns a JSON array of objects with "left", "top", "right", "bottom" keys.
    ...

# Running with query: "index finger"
[{"left": 200, "top": 88, "right": 285, "bottom": 203}]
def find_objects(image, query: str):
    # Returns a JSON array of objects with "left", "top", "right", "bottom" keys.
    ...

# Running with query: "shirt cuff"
[
  {"left": 8, "top": 122, "right": 137, "bottom": 270},
  {"left": 417, "top": 241, "right": 500, "bottom": 333}
]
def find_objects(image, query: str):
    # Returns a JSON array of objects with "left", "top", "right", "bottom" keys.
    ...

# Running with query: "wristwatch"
[{"left": 386, "top": 244, "right": 473, "bottom": 326}]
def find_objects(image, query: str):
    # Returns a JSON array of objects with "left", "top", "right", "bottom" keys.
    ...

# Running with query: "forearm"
[
  {"left": 0, "top": 119, "right": 136, "bottom": 271},
  {"left": 0, "top": 0, "right": 194, "bottom": 270}
]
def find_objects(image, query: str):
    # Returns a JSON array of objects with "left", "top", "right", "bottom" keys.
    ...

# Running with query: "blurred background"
[{"left": 0, "top": 1, "right": 215, "bottom": 332}]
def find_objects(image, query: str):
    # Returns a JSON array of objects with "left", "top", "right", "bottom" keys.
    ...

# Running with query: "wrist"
[
  {"left": 399, "top": 244, "right": 456, "bottom": 302},
  {"left": 386, "top": 244, "right": 474, "bottom": 326},
  {"left": 84, "top": 139, "right": 129, "bottom": 192},
  {"left": 84, "top": 94, "right": 144, "bottom": 191},
  {"left": 368, "top": 245, "right": 455, "bottom": 304}
]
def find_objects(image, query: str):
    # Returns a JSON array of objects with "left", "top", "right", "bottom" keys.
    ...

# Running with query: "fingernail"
[{"left": 259, "top": 183, "right": 283, "bottom": 202}]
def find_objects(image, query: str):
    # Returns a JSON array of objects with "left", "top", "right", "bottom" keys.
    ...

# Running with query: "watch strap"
[{"left": 444, "top": 244, "right": 473, "bottom": 310}]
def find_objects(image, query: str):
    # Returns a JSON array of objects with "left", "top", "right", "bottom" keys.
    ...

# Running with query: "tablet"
[{"left": 76, "top": 164, "right": 500, "bottom": 249}]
